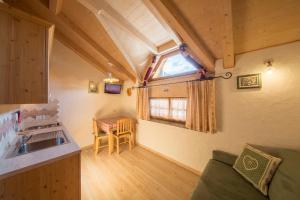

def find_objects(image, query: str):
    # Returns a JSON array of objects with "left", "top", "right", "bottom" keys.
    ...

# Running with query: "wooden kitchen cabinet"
[
  {"left": 0, "top": 153, "right": 81, "bottom": 200},
  {"left": 0, "top": 4, "right": 54, "bottom": 104}
]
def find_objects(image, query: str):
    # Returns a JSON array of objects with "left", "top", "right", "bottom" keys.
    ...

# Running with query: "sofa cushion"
[
  {"left": 268, "top": 149, "right": 300, "bottom": 200},
  {"left": 190, "top": 159, "right": 267, "bottom": 200},
  {"left": 233, "top": 145, "right": 282, "bottom": 195},
  {"left": 212, "top": 150, "right": 237, "bottom": 166}
]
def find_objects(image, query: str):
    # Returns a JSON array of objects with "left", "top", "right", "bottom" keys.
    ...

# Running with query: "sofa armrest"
[{"left": 212, "top": 150, "right": 238, "bottom": 166}]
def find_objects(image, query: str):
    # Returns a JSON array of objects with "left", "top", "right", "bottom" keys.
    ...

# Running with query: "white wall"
[
  {"left": 50, "top": 40, "right": 124, "bottom": 148},
  {"left": 121, "top": 41, "right": 300, "bottom": 172}
]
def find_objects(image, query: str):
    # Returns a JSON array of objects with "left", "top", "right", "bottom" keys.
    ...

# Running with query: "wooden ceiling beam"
[
  {"left": 0, "top": 3, "right": 53, "bottom": 27},
  {"left": 49, "top": 0, "right": 63, "bottom": 15},
  {"left": 58, "top": 13, "right": 137, "bottom": 82},
  {"left": 97, "top": 14, "right": 141, "bottom": 82},
  {"left": 19, "top": 0, "right": 134, "bottom": 81},
  {"left": 78, "top": 0, "right": 158, "bottom": 54},
  {"left": 142, "top": 0, "right": 182, "bottom": 46},
  {"left": 55, "top": 30, "right": 125, "bottom": 80},
  {"left": 55, "top": 31, "right": 128, "bottom": 81},
  {"left": 222, "top": 0, "right": 235, "bottom": 68},
  {"left": 157, "top": 40, "right": 178, "bottom": 55},
  {"left": 145, "top": 0, "right": 215, "bottom": 72},
  {"left": 55, "top": 31, "right": 105, "bottom": 74},
  {"left": 55, "top": 31, "right": 127, "bottom": 82}
]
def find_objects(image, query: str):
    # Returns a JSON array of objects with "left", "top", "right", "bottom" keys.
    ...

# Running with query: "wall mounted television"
[{"left": 104, "top": 83, "right": 122, "bottom": 94}]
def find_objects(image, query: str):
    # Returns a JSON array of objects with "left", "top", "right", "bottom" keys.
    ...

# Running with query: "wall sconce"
[
  {"left": 126, "top": 88, "right": 132, "bottom": 96},
  {"left": 88, "top": 81, "right": 98, "bottom": 93},
  {"left": 264, "top": 59, "right": 275, "bottom": 75}
]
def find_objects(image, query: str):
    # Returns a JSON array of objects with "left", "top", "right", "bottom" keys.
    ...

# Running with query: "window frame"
[
  {"left": 149, "top": 50, "right": 199, "bottom": 81},
  {"left": 149, "top": 97, "right": 187, "bottom": 124}
]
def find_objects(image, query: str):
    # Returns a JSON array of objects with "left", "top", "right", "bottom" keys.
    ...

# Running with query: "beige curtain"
[
  {"left": 186, "top": 80, "right": 216, "bottom": 133},
  {"left": 136, "top": 87, "right": 150, "bottom": 120}
]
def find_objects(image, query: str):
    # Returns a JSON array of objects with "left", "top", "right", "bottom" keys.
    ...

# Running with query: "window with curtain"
[{"left": 150, "top": 98, "right": 187, "bottom": 122}]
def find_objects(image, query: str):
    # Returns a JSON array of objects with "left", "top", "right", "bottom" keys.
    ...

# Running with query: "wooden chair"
[
  {"left": 113, "top": 118, "right": 133, "bottom": 154},
  {"left": 93, "top": 118, "right": 108, "bottom": 155}
]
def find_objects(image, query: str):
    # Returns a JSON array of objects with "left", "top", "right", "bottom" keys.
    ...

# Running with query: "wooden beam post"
[
  {"left": 145, "top": 0, "right": 215, "bottom": 72},
  {"left": 49, "top": 0, "right": 63, "bottom": 15},
  {"left": 222, "top": 0, "right": 235, "bottom": 68},
  {"left": 78, "top": 0, "right": 158, "bottom": 54}
]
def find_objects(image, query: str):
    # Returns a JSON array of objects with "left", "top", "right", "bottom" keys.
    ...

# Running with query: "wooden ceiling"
[{"left": 4, "top": 0, "right": 300, "bottom": 81}]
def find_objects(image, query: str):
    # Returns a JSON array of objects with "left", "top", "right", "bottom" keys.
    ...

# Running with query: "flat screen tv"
[{"left": 104, "top": 83, "right": 122, "bottom": 94}]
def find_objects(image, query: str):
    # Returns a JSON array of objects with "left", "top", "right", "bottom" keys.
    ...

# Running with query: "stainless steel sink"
[{"left": 7, "top": 130, "right": 68, "bottom": 158}]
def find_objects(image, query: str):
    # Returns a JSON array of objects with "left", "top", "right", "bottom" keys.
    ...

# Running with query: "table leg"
[
  {"left": 132, "top": 125, "right": 136, "bottom": 147},
  {"left": 94, "top": 137, "right": 99, "bottom": 155},
  {"left": 108, "top": 131, "right": 114, "bottom": 154},
  {"left": 131, "top": 131, "right": 135, "bottom": 147}
]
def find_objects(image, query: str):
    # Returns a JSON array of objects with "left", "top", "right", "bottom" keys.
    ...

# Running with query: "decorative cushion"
[{"left": 233, "top": 144, "right": 282, "bottom": 196}]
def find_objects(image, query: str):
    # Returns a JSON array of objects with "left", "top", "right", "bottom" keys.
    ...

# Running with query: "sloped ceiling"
[
  {"left": 172, "top": 0, "right": 224, "bottom": 59},
  {"left": 171, "top": 0, "right": 300, "bottom": 56},
  {"left": 5, "top": 0, "right": 300, "bottom": 81},
  {"left": 232, "top": 0, "right": 300, "bottom": 54},
  {"left": 62, "top": 0, "right": 133, "bottom": 73},
  {"left": 107, "top": 0, "right": 171, "bottom": 46}
]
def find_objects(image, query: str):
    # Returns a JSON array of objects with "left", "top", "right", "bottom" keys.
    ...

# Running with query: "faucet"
[
  {"left": 17, "top": 135, "right": 32, "bottom": 154},
  {"left": 21, "top": 135, "right": 32, "bottom": 145}
]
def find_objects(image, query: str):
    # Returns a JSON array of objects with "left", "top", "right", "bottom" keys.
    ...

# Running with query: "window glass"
[
  {"left": 170, "top": 98, "right": 187, "bottom": 121},
  {"left": 150, "top": 98, "right": 169, "bottom": 119},
  {"left": 153, "top": 53, "right": 198, "bottom": 79},
  {"left": 150, "top": 98, "right": 187, "bottom": 122}
]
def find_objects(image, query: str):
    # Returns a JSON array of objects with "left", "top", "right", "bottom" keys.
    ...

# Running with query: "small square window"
[{"left": 150, "top": 98, "right": 187, "bottom": 122}]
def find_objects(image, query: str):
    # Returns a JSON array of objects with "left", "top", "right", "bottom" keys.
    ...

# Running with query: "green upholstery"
[
  {"left": 212, "top": 150, "right": 237, "bottom": 166},
  {"left": 191, "top": 147, "right": 300, "bottom": 200},
  {"left": 268, "top": 149, "right": 300, "bottom": 200},
  {"left": 96, "top": 131, "right": 107, "bottom": 137},
  {"left": 191, "top": 160, "right": 267, "bottom": 200}
]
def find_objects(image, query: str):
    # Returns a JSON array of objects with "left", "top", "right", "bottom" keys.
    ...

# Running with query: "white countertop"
[{"left": 0, "top": 125, "right": 80, "bottom": 180}]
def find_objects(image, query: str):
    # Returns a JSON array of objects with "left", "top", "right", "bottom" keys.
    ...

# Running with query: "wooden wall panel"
[
  {"left": 0, "top": 11, "right": 10, "bottom": 103},
  {"left": 0, "top": 153, "right": 80, "bottom": 200},
  {"left": 12, "top": 16, "right": 47, "bottom": 103},
  {"left": 0, "top": 9, "right": 48, "bottom": 104}
]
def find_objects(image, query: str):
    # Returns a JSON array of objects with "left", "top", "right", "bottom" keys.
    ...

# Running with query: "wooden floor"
[{"left": 81, "top": 145, "right": 199, "bottom": 200}]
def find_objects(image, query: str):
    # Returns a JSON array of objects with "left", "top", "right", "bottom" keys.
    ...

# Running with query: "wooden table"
[{"left": 96, "top": 116, "right": 136, "bottom": 154}]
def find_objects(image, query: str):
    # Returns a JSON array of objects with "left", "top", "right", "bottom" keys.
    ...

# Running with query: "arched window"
[{"left": 151, "top": 50, "right": 200, "bottom": 80}]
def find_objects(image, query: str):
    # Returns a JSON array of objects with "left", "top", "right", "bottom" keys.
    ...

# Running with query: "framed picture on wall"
[{"left": 237, "top": 73, "right": 261, "bottom": 89}]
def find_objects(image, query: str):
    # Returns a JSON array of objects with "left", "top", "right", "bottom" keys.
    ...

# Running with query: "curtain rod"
[{"left": 131, "top": 72, "right": 232, "bottom": 89}]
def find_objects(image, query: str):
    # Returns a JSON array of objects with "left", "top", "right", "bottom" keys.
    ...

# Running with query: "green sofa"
[{"left": 190, "top": 147, "right": 300, "bottom": 200}]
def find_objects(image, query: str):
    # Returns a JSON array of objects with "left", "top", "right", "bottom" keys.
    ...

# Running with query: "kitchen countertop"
[{"left": 0, "top": 125, "right": 80, "bottom": 180}]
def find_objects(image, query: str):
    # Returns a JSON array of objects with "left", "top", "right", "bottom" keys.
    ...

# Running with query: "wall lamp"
[{"left": 264, "top": 59, "right": 275, "bottom": 75}]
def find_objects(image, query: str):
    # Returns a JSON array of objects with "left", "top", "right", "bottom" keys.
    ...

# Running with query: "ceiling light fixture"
[{"left": 103, "top": 73, "right": 119, "bottom": 83}]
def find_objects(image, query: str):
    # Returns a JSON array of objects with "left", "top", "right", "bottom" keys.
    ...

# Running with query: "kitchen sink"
[{"left": 7, "top": 130, "right": 68, "bottom": 158}]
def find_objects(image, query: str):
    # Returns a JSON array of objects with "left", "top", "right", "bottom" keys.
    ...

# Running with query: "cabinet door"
[
  {"left": 0, "top": 11, "right": 48, "bottom": 104},
  {"left": 0, "top": 11, "right": 10, "bottom": 103}
]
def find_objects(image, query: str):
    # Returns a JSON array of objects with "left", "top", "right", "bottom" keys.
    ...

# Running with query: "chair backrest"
[
  {"left": 93, "top": 118, "right": 98, "bottom": 136},
  {"left": 116, "top": 119, "right": 132, "bottom": 135}
]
